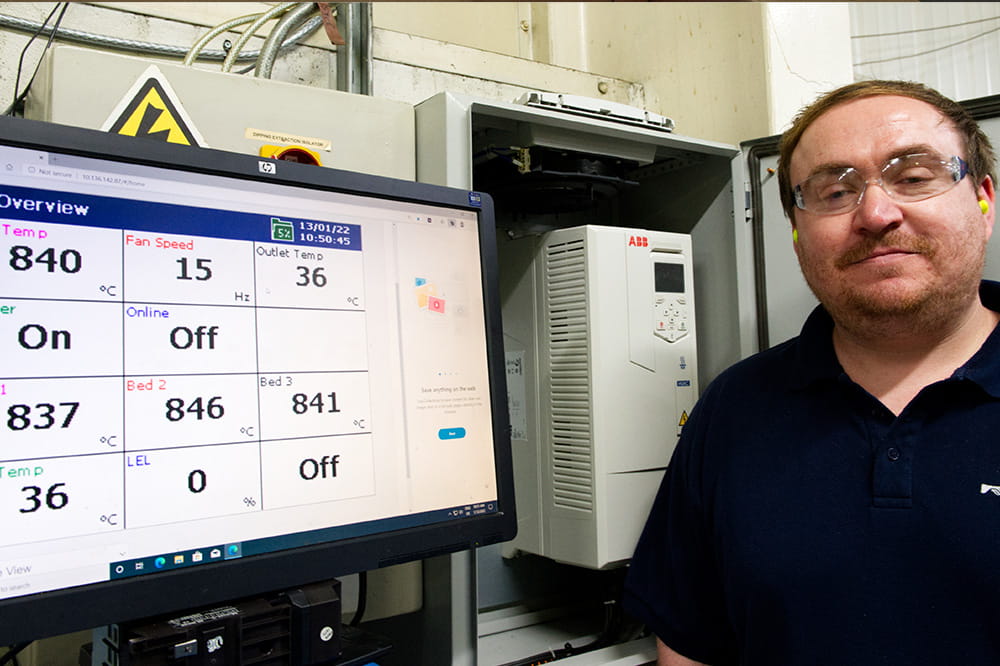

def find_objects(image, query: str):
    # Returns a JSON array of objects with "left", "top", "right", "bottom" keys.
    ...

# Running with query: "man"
[{"left": 623, "top": 80, "right": 998, "bottom": 665}]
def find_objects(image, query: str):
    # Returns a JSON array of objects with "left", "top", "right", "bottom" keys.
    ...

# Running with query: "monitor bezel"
[{"left": 0, "top": 115, "right": 515, "bottom": 644}]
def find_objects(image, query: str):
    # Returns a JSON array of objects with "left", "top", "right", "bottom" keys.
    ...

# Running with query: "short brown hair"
[{"left": 777, "top": 80, "right": 996, "bottom": 220}]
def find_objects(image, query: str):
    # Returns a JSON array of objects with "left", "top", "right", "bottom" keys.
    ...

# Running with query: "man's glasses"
[{"left": 793, "top": 153, "right": 969, "bottom": 216}]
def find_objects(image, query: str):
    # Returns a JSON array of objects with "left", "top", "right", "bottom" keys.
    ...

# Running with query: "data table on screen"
[{"left": 0, "top": 216, "right": 374, "bottom": 545}]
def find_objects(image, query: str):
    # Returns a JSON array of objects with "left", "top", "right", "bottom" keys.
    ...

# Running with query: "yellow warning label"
[
  {"left": 678, "top": 410, "right": 689, "bottom": 427},
  {"left": 103, "top": 68, "right": 203, "bottom": 146},
  {"left": 245, "top": 127, "right": 331, "bottom": 151}
]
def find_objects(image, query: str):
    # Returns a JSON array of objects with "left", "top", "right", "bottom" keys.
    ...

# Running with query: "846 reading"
[{"left": 165, "top": 397, "right": 224, "bottom": 422}]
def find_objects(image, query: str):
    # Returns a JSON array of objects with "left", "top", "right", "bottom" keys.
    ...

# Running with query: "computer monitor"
[{"left": 0, "top": 115, "right": 514, "bottom": 644}]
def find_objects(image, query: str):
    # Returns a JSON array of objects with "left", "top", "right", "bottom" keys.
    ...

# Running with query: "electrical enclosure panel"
[{"left": 25, "top": 46, "right": 415, "bottom": 180}]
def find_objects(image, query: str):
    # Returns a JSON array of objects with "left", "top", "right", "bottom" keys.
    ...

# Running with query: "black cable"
[
  {"left": 497, "top": 601, "right": 621, "bottom": 666},
  {"left": 349, "top": 570, "right": 367, "bottom": 627},
  {"left": 0, "top": 643, "right": 32, "bottom": 666},
  {"left": 853, "top": 14, "right": 1000, "bottom": 39},
  {"left": 4, "top": 2, "right": 70, "bottom": 116},
  {"left": 498, "top": 568, "right": 647, "bottom": 666},
  {"left": 5, "top": 2, "right": 61, "bottom": 115}
]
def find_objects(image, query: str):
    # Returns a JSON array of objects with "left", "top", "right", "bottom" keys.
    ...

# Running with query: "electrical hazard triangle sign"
[
  {"left": 101, "top": 66, "right": 205, "bottom": 146},
  {"left": 678, "top": 410, "right": 689, "bottom": 427}
]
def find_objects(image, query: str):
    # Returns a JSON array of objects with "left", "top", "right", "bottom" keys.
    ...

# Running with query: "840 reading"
[{"left": 9, "top": 245, "right": 82, "bottom": 273}]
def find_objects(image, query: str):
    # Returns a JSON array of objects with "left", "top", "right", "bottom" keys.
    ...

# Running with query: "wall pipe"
[{"left": 335, "top": 2, "right": 372, "bottom": 95}]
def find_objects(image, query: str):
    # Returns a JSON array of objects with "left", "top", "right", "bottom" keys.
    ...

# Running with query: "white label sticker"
[{"left": 505, "top": 351, "right": 528, "bottom": 441}]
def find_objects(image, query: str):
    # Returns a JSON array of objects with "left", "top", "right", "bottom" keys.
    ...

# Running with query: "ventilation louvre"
[{"left": 544, "top": 239, "right": 593, "bottom": 512}]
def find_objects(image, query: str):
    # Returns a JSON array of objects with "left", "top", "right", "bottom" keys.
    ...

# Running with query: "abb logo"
[{"left": 628, "top": 235, "right": 649, "bottom": 247}]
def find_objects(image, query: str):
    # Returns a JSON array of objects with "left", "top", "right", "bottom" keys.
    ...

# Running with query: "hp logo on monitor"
[{"left": 258, "top": 161, "right": 276, "bottom": 174}]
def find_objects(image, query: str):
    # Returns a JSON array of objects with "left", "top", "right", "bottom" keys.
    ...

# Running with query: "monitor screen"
[{"left": 0, "top": 115, "right": 514, "bottom": 643}]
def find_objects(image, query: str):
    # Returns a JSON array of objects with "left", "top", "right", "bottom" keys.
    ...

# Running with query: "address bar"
[{"left": 19, "top": 160, "right": 420, "bottom": 227}]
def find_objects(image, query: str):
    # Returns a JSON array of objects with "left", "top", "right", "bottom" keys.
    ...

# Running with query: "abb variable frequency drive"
[{"left": 501, "top": 225, "right": 697, "bottom": 569}]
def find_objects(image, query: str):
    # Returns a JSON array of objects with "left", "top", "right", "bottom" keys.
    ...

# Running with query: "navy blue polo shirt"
[{"left": 624, "top": 281, "right": 1000, "bottom": 665}]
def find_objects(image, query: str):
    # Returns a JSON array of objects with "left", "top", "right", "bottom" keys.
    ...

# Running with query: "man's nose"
[{"left": 852, "top": 181, "right": 904, "bottom": 233}]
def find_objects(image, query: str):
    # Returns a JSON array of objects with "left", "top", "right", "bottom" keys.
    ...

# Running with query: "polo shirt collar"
[
  {"left": 951, "top": 280, "right": 1000, "bottom": 398},
  {"left": 788, "top": 280, "right": 1000, "bottom": 397},
  {"left": 789, "top": 304, "right": 840, "bottom": 390}
]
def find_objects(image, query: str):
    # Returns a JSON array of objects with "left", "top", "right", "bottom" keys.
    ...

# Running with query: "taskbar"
[{"left": 110, "top": 500, "right": 497, "bottom": 580}]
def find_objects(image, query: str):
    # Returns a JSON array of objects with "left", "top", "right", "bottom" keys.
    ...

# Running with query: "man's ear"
[{"left": 978, "top": 175, "right": 995, "bottom": 238}]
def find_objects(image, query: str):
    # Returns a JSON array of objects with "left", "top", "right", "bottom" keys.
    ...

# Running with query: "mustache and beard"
[
  {"left": 832, "top": 231, "right": 937, "bottom": 272},
  {"left": 799, "top": 226, "right": 986, "bottom": 336}
]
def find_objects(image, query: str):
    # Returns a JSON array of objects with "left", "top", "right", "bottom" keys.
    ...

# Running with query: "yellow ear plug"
[
  {"left": 981, "top": 200, "right": 990, "bottom": 215},
  {"left": 792, "top": 228, "right": 799, "bottom": 243}
]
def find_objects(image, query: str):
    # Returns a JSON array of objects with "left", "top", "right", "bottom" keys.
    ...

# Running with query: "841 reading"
[{"left": 292, "top": 392, "right": 340, "bottom": 415}]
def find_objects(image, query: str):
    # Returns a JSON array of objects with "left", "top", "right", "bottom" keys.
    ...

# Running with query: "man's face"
[{"left": 789, "top": 95, "right": 995, "bottom": 328}]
